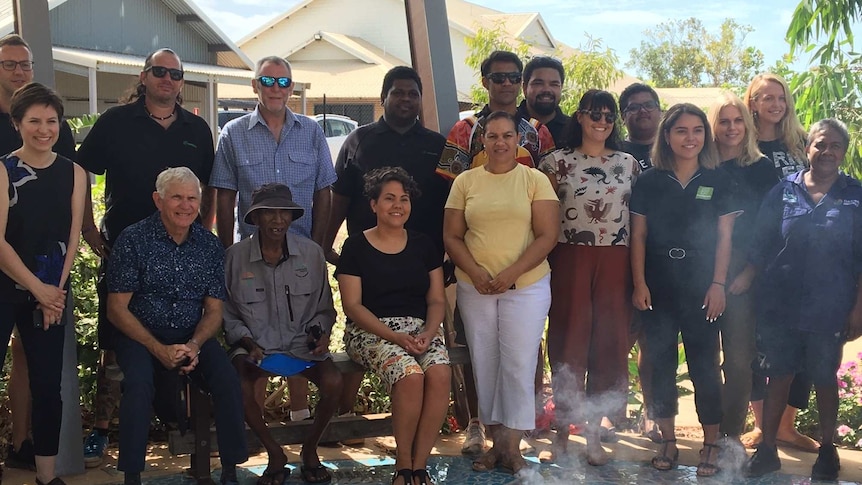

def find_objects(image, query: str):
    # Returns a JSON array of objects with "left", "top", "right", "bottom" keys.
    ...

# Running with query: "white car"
[{"left": 311, "top": 114, "right": 358, "bottom": 162}]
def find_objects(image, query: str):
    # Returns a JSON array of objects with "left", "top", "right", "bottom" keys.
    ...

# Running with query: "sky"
[{"left": 195, "top": 0, "right": 811, "bottom": 74}]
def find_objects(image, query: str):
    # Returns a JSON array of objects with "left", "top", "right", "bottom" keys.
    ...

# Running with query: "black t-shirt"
[
  {"left": 516, "top": 101, "right": 570, "bottom": 147},
  {"left": 758, "top": 139, "right": 807, "bottom": 179},
  {"left": 720, "top": 157, "right": 779, "bottom": 253},
  {"left": 332, "top": 118, "right": 447, "bottom": 257},
  {"left": 620, "top": 140, "right": 652, "bottom": 170},
  {"left": 1, "top": 154, "right": 74, "bottom": 302},
  {"left": 335, "top": 230, "right": 441, "bottom": 320},
  {"left": 630, "top": 167, "right": 739, "bottom": 256},
  {"left": 0, "top": 112, "right": 76, "bottom": 161},
  {"left": 77, "top": 97, "right": 214, "bottom": 244}
]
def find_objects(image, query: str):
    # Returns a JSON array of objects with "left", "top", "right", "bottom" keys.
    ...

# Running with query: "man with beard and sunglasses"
[
  {"left": 76, "top": 47, "right": 216, "bottom": 470},
  {"left": 436, "top": 50, "right": 555, "bottom": 180},
  {"left": 517, "top": 56, "right": 569, "bottom": 147},
  {"left": 210, "top": 55, "right": 337, "bottom": 443}
]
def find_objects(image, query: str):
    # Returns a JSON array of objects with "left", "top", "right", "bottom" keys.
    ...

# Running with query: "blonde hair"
[
  {"left": 651, "top": 103, "right": 720, "bottom": 171},
  {"left": 744, "top": 73, "right": 807, "bottom": 161},
  {"left": 708, "top": 92, "right": 764, "bottom": 167}
]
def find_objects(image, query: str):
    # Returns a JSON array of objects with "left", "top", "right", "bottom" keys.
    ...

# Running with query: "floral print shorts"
[{"left": 344, "top": 316, "right": 450, "bottom": 391}]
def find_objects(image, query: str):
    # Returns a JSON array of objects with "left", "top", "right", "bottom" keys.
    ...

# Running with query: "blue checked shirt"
[
  {"left": 106, "top": 213, "right": 227, "bottom": 330},
  {"left": 210, "top": 107, "right": 337, "bottom": 239}
]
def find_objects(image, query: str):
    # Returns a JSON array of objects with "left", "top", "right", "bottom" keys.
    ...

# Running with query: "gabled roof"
[
  {"left": 0, "top": 0, "right": 253, "bottom": 70},
  {"left": 285, "top": 31, "right": 409, "bottom": 67},
  {"left": 238, "top": 0, "right": 315, "bottom": 46}
]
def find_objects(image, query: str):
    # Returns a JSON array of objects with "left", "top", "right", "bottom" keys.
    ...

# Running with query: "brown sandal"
[
  {"left": 696, "top": 443, "right": 721, "bottom": 477},
  {"left": 651, "top": 439, "right": 678, "bottom": 471}
]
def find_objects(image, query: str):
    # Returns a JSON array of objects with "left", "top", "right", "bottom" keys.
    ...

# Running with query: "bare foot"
[
  {"left": 776, "top": 429, "right": 820, "bottom": 453},
  {"left": 539, "top": 432, "right": 569, "bottom": 463},
  {"left": 740, "top": 428, "right": 762, "bottom": 449}
]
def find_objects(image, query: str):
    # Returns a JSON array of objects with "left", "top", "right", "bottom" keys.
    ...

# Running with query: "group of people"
[{"left": 0, "top": 30, "right": 858, "bottom": 485}]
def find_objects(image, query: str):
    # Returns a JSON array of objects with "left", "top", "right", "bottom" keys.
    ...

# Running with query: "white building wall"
[{"left": 241, "top": 0, "right": 411, "bottom": 64}]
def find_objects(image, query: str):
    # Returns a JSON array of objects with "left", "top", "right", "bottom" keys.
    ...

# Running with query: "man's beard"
[{"left": 530, "top": 99, "right": 556, "bottom": 117}]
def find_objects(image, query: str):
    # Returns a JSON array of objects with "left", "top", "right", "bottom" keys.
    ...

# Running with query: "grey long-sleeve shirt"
[{"left": 223, "top": 230, "right": 336, "bottom": 361}]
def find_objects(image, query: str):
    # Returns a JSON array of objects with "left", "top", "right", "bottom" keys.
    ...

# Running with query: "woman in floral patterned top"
[{"left": 539, "top": 89, "right": 639, "bottom": 466}]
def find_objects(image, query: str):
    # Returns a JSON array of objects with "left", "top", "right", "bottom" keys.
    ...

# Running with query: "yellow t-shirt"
[{"left": 446, "top": 163, "right": 558, "bottom": 288}]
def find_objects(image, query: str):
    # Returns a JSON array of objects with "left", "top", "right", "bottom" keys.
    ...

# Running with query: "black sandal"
[
  {"left": 651, "top": 438, "right": 679, "bottom": 471},
  {"left": 392, "top": 468, "right": 412, "bottom": 485},
  {"left": 412, "top": 468, "right": 431, "bottom": 485},
  {"left": 697, "top": 443, "right": 721, "bottom": 477}
]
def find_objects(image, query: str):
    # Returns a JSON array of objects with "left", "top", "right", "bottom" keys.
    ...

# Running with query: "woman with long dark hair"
[
  {"left": 539, "top": 89, "right": 639, "bottom": 465},
  {"left": 630, "top": 103, "right": 739, "bottom": 477}
]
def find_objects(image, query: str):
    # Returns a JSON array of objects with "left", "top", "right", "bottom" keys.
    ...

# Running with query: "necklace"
[{"left": 146, "top": 107, "right": 175, "bottom": 121}]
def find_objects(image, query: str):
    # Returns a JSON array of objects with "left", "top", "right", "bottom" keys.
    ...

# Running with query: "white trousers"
[{"left": 457, "top": 274, "right": 550, "bottom": 431}]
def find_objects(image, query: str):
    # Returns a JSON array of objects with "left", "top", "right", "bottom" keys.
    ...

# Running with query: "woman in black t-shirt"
[
  {"left": 742, "top": 73, "right": 818, "bottom": 453},
  {"left": 708, "top": 93, "right": 778, "bottom": 443},
  {"left": 630, "top": 103, "right": 739, "bottom": 477},
  {"left": 744, "top": 73, "right": 808, "bottom": 179},
  {"left": 336, "top": 167, "right": 449, "bottom": 485},
  {"left": 0, "top": 83, "right": 86, "bottom": 485}
]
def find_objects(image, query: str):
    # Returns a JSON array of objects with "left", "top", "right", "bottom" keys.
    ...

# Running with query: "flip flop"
[
  {"left": 599, "top": 426, "right": 619, "bottom": 443},
  {"left": 300, "top": 463, "right": 332, "bottom": 484},
  {"left": 471, "top": 450, "right": 498, "bottom": 472},
  {"left": 256, "top": 465, "right": 289, "bottom": 485}
]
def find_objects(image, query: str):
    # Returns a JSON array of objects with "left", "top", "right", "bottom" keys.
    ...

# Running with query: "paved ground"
[{"left": 5, "top": 339, "right": 861, "bottom": 484}]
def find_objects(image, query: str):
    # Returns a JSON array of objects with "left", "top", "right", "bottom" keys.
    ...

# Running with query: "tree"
[
  {"left": 627, "top": 18, "right": 764, "bottom": 88},
  {"left": 464, "top": 24, "right": 622, "bottom": 113},
  {"left": 785, "top": 0, "right": 862, "bottom": 176}
]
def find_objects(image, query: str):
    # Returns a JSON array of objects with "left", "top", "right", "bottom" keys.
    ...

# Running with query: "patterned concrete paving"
[{"left": 78, "top": 453, "right": 859, "bottom": 484}]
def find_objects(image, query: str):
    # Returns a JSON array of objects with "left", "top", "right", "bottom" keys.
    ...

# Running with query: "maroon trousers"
[{"left": 547, "top": 243, "right": 632, "bottom": 425}]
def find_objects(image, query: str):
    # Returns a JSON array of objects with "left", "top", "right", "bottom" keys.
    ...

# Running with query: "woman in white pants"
[{"left": 444, "top": 111, "right": 559, "bottom": 475}]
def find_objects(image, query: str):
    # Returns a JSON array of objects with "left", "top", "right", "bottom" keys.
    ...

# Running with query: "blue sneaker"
[{"left": 83, "top": 430, "right": 108, "bottom": 468}]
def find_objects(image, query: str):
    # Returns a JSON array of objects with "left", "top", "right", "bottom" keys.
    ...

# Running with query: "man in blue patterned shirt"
[{"left": 107, "top": 167, "right": 247, "bottom": 485}]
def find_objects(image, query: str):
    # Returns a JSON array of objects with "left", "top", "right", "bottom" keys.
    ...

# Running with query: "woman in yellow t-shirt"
[{"left": 444, "top": 111, "right": 559, "bottom": 476}]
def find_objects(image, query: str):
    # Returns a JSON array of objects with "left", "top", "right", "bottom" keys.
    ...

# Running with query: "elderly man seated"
[
  {"left": 224, "top": 183, "right": 342, "bottom": 485},
  {"left": 106, "top": 167, "right": 247, "bottom": 485}
]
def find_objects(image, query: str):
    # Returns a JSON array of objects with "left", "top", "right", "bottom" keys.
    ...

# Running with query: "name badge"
[{"left": 696, "top": 186, "right": 714, "bottom": 200}]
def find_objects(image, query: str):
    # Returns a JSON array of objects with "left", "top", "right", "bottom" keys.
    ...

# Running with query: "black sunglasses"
[
  {"left": 624, "top": 100, "right": 660, "bottom": 113},
  {"left": 257, "top": 76, "right": 292, "bottom": 88},
  {"left": 146, "top": 65, "right": 184, "bottom": 81},
  {"left": 486, "top": 72, "right": 522, "bottom": 85},
  {"left": 578, "top": 109, "right": 617, "bottom": 123},
  {"left": 580, "top": 110, "right": 617, "bottom": 123}
]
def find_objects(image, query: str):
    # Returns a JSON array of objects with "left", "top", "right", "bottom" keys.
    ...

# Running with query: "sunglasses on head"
[
  {"left": 486, "top": 72, "right": 522, "bottom": 84},
  {"left": 257, "top": 76, "right": 292, "bottom": 88},
  {"left": 580, "top": 110, "right": 617, "bottom": 124},
  {"left": 146, "top": 65, "right": 184, "bottom": 81},
  {"left": 624, "top": 100, "right": 659, "bottom": 113}
]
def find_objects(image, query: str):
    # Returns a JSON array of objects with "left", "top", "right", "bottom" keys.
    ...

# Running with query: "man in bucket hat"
[{"left": 223, "top": 183, "right": 341, "bottom": 484}]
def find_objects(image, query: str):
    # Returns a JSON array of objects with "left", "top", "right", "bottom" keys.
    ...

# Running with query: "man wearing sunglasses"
[
  {"left": 619, "top": 83, "right": 662, "bottom": 171},
  {"left": 436, "top": 50, "right": 555, "bottom": 180},
  {"left": 76, "top": 47, "right": 217, "bottom": 480},
  {"left": 517, "top": 56, "right": 570, "bottom": 147},
  {"left": 0, "top": 33, "right": 80, "bottom": 476},
  {"left": 211, "top": 55, "right": 336, "bottom": 248},
  {"left": 210, "top": 55, "right": 337, "bottom": 449}
]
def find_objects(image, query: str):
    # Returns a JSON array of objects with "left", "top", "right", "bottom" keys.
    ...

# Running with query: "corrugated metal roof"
[
  {"left": 0, "top": 0, "right": 252, "bottom": 70},
  {"left": 53, "top": 46, "right": 255, "bottom": 85}
]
